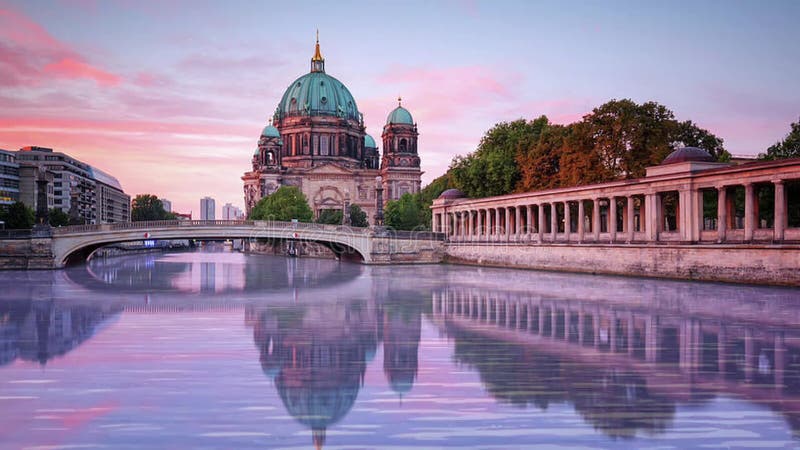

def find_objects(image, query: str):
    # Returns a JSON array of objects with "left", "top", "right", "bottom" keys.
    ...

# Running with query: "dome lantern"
[{"left": 311, "top": 30, "right": 325, "bottom": 73}]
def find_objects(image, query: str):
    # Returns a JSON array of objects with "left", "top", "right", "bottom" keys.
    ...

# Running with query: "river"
[{"left": 1, "top": 249, "right": 799, "bottom": 449}]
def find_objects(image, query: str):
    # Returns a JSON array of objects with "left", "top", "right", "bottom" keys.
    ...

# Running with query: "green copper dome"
[
  {"left": 253, "top": 147, "right": 260, "bottom": 156},
  {"left": 261, "top": 124, "right": 280, "bottom": 138},
  {"left": 386, "top": 105, "right": 413, "bottom": 125},
  {"left": 364, "top": 134, "right": 377, "bottom": 148},
  {"left": 276, "top": 72, "right": 360, "bottom": 121}
]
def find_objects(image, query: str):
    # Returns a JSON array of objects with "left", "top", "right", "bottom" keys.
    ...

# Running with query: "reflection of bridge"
[
  {"left": 431, "top": 286, "right": 800, "bottom": 433},
  {"left": 13, "top": 220, "right": 444, "bottom": 268}
]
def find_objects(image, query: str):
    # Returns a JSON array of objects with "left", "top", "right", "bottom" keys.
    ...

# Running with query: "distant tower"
[
  {"left": 380, "top": 97, "right": 422, "bottom": 201},
  {"left": 200, "top": 196, "right": 215, "bottom": 220}
]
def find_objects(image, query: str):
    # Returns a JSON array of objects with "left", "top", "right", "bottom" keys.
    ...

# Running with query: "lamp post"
[
  {"left": 343, "top": 190, "right": 351, "bottom": 226},
  {"left": 374, "top": 176, "right": 384, "bottom": 227}
]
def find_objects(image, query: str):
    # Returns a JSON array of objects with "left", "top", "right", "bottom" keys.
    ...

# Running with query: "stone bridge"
[{"left": 0, "top": 220, "right": 445, "bottom": 269}]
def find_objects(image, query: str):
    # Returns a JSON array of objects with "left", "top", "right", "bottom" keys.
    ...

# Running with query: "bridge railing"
[
  {"left": 48, "top": 220, "right": 445, "bottom": 241},
  {"left": 50, "top": 220, "right": 376, "bottom": 236},
  {"left": 0, "top": 229, "right": 33, "bottom": 239}
]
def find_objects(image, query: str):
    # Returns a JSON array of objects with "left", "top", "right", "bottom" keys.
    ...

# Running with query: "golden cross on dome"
[
  {"left": 398, "top": 96, "right": 402, "bottom": 106},
  {"left": 312, "top": 29, "right": 323, "bottom": 61}
]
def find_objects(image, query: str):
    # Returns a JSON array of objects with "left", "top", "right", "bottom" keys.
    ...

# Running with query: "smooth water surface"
[{"left": 1, "top": 250, "right": 800, "bottom": 449}]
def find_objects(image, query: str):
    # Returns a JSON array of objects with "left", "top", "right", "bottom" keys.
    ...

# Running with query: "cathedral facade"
[{"left": 242, "top": 36, "right": 423, "bottom": 224}]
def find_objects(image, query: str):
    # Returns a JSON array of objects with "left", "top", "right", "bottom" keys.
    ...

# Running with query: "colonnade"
[
  {"left": 433, "top": 174, "right": 798, "bottom": 244},
  {"left": 432, "top": 288, "right": 798, "bottom": 387}
]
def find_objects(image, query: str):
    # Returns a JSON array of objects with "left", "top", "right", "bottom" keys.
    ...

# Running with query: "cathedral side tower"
[{"left": 380, "top": 98, "right": 422, "bottom": 201}]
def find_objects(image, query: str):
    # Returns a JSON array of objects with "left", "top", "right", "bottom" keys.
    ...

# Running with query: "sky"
[{"left": 1, "top": 0, "right": 799, "bottom": 215}]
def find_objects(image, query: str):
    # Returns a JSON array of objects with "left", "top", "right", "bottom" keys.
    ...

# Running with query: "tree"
[
  {"left": 249, "top": 186, "right": 313, "bottom": 222},
  {"left": 131, "top": 194, "right": 174, "bottom": 221},
  {"left": 348, "top": 204, "right": 368, "bottom": 227},
  {"left": 316, "top": 209, "right": 343, "bottom": 225},
  {"left": 48, "top": 208, "right": 70, "bottom": 227},
  {"left": 385, "top": 193, "right": 425, "bottom": 231},
  {"left": 449, "top": 117, "right": 548, "bottom": 198},
  {"left": 674, "top": 120, "right": 729, "bottom": 161},
  {"left": 0, "top": 201, "right": 35, "bottom": 229},
  {"left": 415, "top": 174, "right": 453, "bottom": 228},
  {"left": 760, "top": 117, "right": 800, "bottom": 160}
]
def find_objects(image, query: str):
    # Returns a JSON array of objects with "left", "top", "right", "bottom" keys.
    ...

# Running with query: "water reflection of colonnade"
[{"left": 432, "top": 287, "right": 800, "bottom": 391}]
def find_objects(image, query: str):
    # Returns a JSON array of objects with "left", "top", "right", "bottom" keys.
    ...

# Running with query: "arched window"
[{"left": 399, "top": 138, "right": 407, "bottom": 152}]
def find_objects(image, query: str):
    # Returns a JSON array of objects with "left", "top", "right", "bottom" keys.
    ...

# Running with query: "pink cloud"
[
  {"left": 44, "top": 57, "right": 122, "bottom": 86},
  {"left": 0, "top": 7, "right": 121, "bottom": 87}
]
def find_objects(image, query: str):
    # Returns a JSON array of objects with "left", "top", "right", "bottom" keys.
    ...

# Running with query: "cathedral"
[{"left": 243, "top": 35, "right": 423, "bottom": 224}]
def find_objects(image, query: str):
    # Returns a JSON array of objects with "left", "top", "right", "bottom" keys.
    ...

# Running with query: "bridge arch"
[{"left": 51, "top": 221, "right": 374, "bottom": 267}]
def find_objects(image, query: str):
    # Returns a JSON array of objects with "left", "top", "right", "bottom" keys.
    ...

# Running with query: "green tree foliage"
[
  {"left": 0, "top": 201, "right": 35, "bottom": 229},
  {"left": 385, "top": 193, "right": 426, "bottom": 231},
  {"left": 131, "top": 194, "right": 174, "bottom": 221},
  {"left": 348, "top": 204, "right": 368, "bottom": 227},
  {"left": 316, "top": 209, "right": 343, "bottom": 225},
  {"left": 458, "top": 99, "right": 728, "bottom": 197},
  {"left": 249, "top": 186, "right": 313, "bottom": 222},
  {"left": 449, "top": 117, "right": 549, "bottom": 198},
  {"left": 48, "top": 208, "right": 70, "bottom": 227},
  {"left": 759, "top": 116, "right": 800, "bottom": 160}
]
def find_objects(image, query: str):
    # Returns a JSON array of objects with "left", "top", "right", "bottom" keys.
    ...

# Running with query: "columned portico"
[{"left": 432, "top": 149, "right": 800, "bottom": 249}]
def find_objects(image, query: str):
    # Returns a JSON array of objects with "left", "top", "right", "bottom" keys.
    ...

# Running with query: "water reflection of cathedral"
[
  {"left": 0, "top": 300, "right": 120, "bottom": 367},
  {"left": 247, "top": 295, "right": 423, "bottom": 448},
  {"left": 432, "top": 286, "right": 800, "bottom": 437}
]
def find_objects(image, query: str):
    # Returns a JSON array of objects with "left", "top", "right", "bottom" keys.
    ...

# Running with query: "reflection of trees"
[
  {"left": 249, "top": 299, "right": 379, "bottom": 448},
  {"left": 0, "top": 300, "right": 121, "bottom": 367},
  {"left": 448, "top": 325, "right": 675, "bottom": 438}
]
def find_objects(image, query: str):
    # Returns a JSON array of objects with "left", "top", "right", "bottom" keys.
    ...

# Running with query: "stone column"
[
  {"left": 495, "top": 208, "right": 502, "bottom": 242},
  {"left": 515, "top": 206, "right": 522, "bottom": 240},
  {"left": 609, "top": 197, "right": 617, "bottom": 242},
  {"left": 744, "top": 183, "right": 755, "bottom": 241},
  {"left": 577, "top": 200, "right": 585, "bottom": 242},
  {"left": 538, "top": 204, "right": 545, "bottom": 243},
  {"left": 564, "top": 201, "right": 571, "bottom": 242},
  {"left": 477, "top": 209, "right": 483, "bottom": 240},
  {"left": 505, "top": 207, "right": 512, "bottom": 242},
  {"left": 526, "top": 205, "right": 533, "bottom": 239},
  {"left": 592, "top": 198, "right": 601, "bottom": 241},
  {"left": 443, "top": 211, "right": 449, "bottom": 236},
  {"left": 627, "top": 196, "right": 635, "bottom": 242},
  {"left": 467, "top": 211, "right": 474, "bottom": 240},
  {"left": 717, "top": 186, "right": 727, "bottom": 242},
  {"left": 551, "top": 203, "right": 558, "bottom": 241},
  {"left": 774, "top": 179, "right": 786, "bottom": 242}
]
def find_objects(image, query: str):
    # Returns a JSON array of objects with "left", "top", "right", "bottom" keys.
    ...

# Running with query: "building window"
[{"left": 320, "top": 134, "right": 329, "bottom": 155}]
